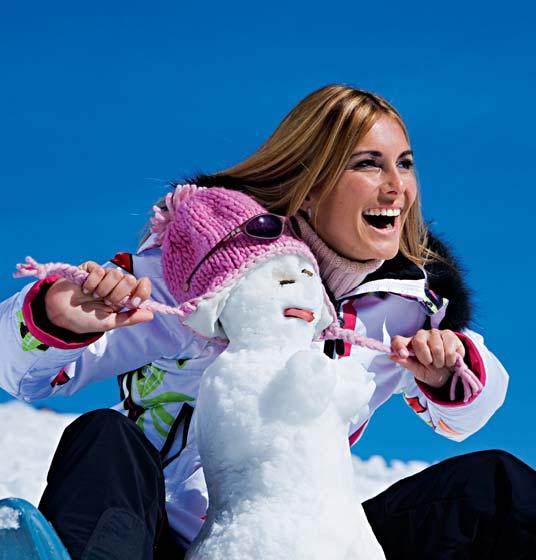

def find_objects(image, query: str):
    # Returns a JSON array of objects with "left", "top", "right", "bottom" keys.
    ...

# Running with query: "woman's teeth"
[
  {"left": 362, "top": 208, "right": 400, "bottom": 230},
  {"left": 363, "top": 208, "right": 401, "bottom": 217}
]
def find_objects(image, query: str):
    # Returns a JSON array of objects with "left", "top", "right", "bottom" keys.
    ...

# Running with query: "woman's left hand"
[{"left": 390, "top": 329, "right": 466, "bottom": 388}]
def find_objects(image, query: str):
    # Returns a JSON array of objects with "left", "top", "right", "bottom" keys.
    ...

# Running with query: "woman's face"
[{"left": 307, "top": 115, "right": 417, "bottom": 261}]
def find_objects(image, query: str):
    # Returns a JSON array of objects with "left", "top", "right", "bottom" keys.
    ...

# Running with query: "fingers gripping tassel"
[{"left": 324, "top": 325, "right": 483, "bottom": 404}]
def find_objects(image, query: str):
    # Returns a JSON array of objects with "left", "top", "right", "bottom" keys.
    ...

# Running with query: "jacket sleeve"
[
  {"left": 0, "top": 252, "right": 194, "bottom": 401},
  {"left": 397, "top": 327, "right": 509, "bottom": 442}
]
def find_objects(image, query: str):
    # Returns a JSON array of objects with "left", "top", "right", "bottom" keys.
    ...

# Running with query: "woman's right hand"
[{"left": 44, "top": 261, "right": 154, "bottom": 334}]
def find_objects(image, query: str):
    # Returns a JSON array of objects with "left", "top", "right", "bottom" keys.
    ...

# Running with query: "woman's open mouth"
[
  {"left": 362, "top": 208, "right": 401, "bottom": 232},
  {"left": 284, "top": 308, "right": 315, "bottom": 323}
]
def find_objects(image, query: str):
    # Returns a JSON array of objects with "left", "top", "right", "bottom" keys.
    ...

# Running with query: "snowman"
[{"left": 183, "top": 252, "right": 385, "bottom": 560}]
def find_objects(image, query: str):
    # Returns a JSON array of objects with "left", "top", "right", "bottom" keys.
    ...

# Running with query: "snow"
[
  {"left": 0, "top": 506, "right": 20, "bottom": 530},
  {"left": 352, "top": 455, "right": 429, "bottom": 502},
  {"left": 184, "top": 255, "right": 388, "bottom": 559},
  {"left": 0, "top": 400, "right": 77, "bottom": 505}
]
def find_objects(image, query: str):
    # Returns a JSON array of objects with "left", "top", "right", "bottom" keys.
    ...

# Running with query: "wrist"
[
  {"left": 22, "top": 277, "right": 103, "bottom": 349},
  {"left": 416, "top": 367, "right": 453, "bottom": 389},
  {"left": 44, "top": 280, "right": 70, "bottom": 330}
]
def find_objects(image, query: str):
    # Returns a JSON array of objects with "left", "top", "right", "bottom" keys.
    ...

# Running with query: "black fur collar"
[{"left": 363, "top": 232, "right": 472, "bottom": 331}]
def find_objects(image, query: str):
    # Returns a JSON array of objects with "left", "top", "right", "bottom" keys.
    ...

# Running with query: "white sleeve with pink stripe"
[
  {"left": 0, "top": 260, "right": 188, "bottom": 401},
  {"left": 398, "top": 328, "right": 509, "bottom": 442}
]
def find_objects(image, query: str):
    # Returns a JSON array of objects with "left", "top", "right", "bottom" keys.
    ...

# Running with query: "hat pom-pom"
[{"left": 150, "top": 183, "right": 203, "bottom": 244}]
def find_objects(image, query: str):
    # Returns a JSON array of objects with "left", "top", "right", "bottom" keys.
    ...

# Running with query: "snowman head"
[{"left": 184, "top": 253, "right": 334, "bottom": 346}]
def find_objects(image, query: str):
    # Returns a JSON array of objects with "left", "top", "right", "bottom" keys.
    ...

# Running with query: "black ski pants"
[
  {"left": 362, "top": 448, "right": 536, "bottom": 559},
  {"left": 39, "top": 409, "right": 536, "bottom": 559},
  {"left": 39, "top": 409, "right": 184, "bottom": 560}
]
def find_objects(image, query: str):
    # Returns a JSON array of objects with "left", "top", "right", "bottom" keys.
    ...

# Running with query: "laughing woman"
[{"left": 1, "top": 84, "right": 535, "bottom": 559}]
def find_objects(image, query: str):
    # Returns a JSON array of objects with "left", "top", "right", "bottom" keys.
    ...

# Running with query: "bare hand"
[
  {"left": 44, "top": 261, "right": 153, "bottom": 334},
  {"left": 390, "top": 329, "right": 466, "bottom": 388}
]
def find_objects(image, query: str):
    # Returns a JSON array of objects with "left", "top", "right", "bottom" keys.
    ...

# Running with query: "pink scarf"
[{"left": 293, "top": 214, "right": 384, "bottom": 300}]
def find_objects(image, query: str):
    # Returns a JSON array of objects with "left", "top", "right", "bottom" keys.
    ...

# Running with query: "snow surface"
[
  {"left": 0, "top": 400, "right": 77, "bottom": 505},
  {"left": 0, "top": 506, "right": 20, "bottom": 530}
]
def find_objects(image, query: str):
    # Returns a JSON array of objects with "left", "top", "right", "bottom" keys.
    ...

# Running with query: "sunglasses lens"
[{"left": 245, "top": 214, "right": 284, "bottom": 239}]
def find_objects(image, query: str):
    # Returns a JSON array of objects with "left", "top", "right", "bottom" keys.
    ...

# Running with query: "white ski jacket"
[{"left": 0, "top": 235, "right": 509, "bottom": 546}]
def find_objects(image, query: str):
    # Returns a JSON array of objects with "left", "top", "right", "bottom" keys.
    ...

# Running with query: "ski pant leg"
[
  {"left": 362, "top": 449, "right": 536, "bottom": 559},
  {"left": 38, "top": 408, "right": 186, "bottom": 560}
]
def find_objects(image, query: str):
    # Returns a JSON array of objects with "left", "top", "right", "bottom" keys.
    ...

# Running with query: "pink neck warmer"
[{"left": 294, "top": 214, "right": 384, "bottom": 300}]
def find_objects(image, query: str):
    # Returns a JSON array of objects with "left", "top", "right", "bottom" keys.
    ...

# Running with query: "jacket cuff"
[
  {"left": 415, "top": 332, "right": 487, "bottom": 407},
  {"left": 22, "top": 276, "right": 104, "bottom": 350}
]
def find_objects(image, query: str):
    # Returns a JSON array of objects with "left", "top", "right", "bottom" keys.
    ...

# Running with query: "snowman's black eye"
[
  {"left": 301, "top": 268, "right": 314, "bottom": 277},
  {"left": 279, "top": 279, "right": 296, "bottom": 286}
]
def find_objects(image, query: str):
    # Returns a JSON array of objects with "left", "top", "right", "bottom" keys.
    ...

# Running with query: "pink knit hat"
[{"left": 150, "top": 184, "right": 333, "bottom": 321}]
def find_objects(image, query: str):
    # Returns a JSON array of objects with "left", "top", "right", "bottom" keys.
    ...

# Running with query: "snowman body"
[{"left": 185, "top": 255, "right": 385, "bottom": 559}]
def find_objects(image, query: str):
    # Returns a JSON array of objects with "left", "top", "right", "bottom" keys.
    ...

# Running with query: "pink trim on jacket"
[
  {"left": 22, "top": 276, "right": 103, "bottom": 350},
  {"left": 349, "top": 420, "right": 369, "bottom": 447},
  {"left": 415, "top": 332, "right": 487, "bottom": 407},
  {"left": 50, "top": 367, "right": 70, "bottom": 387},
  {"left": 340, "top": 300, "right": 357, "bottom": 358}
]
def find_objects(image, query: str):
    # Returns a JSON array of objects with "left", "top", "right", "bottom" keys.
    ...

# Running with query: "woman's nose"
[{"left": 380, "top": 164, "right": 405, "bottom": 193}]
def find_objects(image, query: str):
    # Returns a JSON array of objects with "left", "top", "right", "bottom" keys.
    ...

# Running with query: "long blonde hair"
[{"left": 142, "top": 84, "right": 433, "bottom": 265}]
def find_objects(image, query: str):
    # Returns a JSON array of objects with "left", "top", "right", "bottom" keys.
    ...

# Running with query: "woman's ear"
[
  {"left": 300, "top": 193, "right": 312, "bottom": 205},
  {"left": 299, "top": 193, "right": 317, "bottom": 220}
]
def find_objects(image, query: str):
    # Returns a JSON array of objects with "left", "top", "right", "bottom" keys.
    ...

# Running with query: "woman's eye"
[
  {"left": 398, "top": 159, "right": 414, "bottom": 170},
  {"left": 352, "top": 159, "right": 380, "bottom": 170}
]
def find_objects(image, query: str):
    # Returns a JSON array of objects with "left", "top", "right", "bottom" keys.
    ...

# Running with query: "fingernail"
[
  {"left": 104, "top": 299, "right": 112, "bottom": 306},
  {"left": 398, "top": 348, "right": 409, "bottom": 359},
  {"left": 132, "top": 297, "right": 141, "bottom": 307},
  {"left": 82, "top": 288, "right": 89, "bottom": 295},
  {"left": 93, "top": 292, "right": 100, "bottom": 299}
]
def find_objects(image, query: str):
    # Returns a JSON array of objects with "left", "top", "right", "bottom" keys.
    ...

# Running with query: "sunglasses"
[{"left": 184, "top": 213, "right": 297, "bottom": 290}]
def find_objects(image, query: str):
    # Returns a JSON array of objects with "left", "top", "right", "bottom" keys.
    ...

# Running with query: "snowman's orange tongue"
[{"left": 284, "top": 308, "right": 315, "bottom": 323}]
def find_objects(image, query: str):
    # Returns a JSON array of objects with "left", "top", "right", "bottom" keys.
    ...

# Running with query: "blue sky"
[{"left": 1, "top": 2, "right": 535, "bottom": 467}]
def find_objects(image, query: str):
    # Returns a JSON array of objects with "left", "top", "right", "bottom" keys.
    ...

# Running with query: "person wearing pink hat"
[{"left": 1, "top": 84, "right": 534, "bottom": 559}]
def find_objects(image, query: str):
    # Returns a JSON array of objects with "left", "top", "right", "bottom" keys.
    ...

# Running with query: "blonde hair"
[{"left": 142, "top": 84, "right": 435, "bottom": 266}]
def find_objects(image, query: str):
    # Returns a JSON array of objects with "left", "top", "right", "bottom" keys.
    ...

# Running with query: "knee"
[
  {"left": 81, "top": 408, "right": 130, "bottom": 428},
  {"left": 68, "top": 408, "right": 131, "bottom": 436},
  {"left": 58, "top": 409, "right": 161, "bottom": 470},
  {"left": 61, "top": 409, "right": 145, "bottom": 453},
  {"left": 432, "top": 450, "right": 525, "bottom": 494},
  {"left": 474, "top": 449, "right": 515, "bottom": 461},
  {"left": 465, "top": 449, "right": 521, "bottom": 470},
  {"left": 452, "top": 449, "right": 531, "bottom": 502}
]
